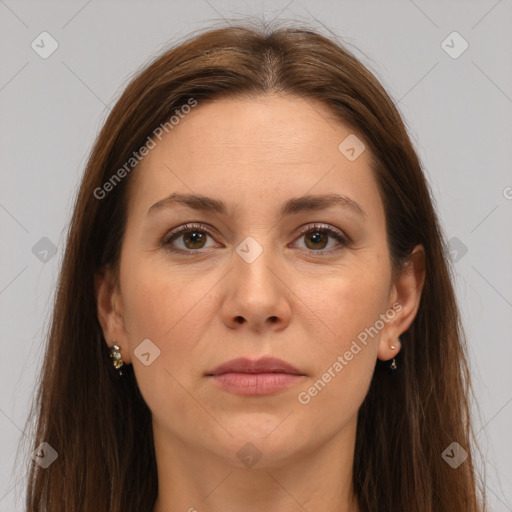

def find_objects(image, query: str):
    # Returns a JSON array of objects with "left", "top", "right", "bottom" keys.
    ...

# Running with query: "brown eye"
[
  {"left": 293, "top": 224, "right": 348, "bottom": 254},
  {"left": 181, "top": 230, "right": 207, "bottom": 249},
  {"left": 304, "top": 230, "right": 329, "bottom": 250},
  {"left": 163, "top": 223, "right": 217, "bottom": 253}
]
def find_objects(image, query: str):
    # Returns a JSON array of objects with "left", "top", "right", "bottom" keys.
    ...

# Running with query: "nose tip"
[{"left": 221, "top": 244, "right": 293, "bottom": 332}]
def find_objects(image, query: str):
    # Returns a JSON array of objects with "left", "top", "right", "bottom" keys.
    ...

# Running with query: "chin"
[{"left": 209, "top": 415, "right": 313, "bottom": 468}]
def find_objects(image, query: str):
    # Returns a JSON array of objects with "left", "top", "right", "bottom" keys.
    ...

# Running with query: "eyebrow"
[{"left": 146, "top": 192, "right": 366, "bottom": 218}]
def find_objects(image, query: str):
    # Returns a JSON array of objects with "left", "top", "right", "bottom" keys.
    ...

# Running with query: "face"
[{"left": 96, "top": 94, "right": 423, "bottom": 469}]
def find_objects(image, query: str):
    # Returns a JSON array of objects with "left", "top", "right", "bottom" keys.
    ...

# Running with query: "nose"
[{"left": 220, "top": 241, "right": 292, "bottom": 333}]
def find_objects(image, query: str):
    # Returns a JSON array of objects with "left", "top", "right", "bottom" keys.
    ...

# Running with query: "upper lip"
[{"left": 206, "top": 357, "right": 304, "bottom": 376}]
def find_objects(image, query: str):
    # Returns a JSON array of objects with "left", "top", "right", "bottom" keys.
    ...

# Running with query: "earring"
[
  {"left": 388, "top": 338, "right": 400, "bottom": 372},
  {"left": 109, "top": 343, "right": 124, "bottom": 376}
]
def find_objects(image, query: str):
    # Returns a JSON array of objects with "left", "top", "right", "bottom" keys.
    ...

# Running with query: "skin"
[{"left": 95, "top": 94, "right": 425, "bottom": 512}]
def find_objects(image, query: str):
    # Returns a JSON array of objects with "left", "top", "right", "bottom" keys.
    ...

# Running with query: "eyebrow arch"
[{"left": 147, "top": 192, "right": 366, "bottom": 218}]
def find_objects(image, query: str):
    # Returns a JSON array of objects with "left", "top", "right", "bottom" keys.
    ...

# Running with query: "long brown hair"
[{"left": 18, "top": 20, "right": 486, "bottom": 512}]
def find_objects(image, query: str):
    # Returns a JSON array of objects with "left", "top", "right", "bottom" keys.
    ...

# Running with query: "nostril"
[{"left": 235, "top": 316, "right": 244, "bottom": 324}]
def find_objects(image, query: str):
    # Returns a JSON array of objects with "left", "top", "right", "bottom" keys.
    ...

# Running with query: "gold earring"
[
  {"left": 109, "top": 342, "right": 124, "bottom": 376},
  {"left": 388, "top": 338, "right": 400, "bottom": 372}
]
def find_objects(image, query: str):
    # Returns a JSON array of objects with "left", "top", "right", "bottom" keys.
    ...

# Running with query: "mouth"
[{"left": 205, "top": 357, "right": 306, "bottom": 396}]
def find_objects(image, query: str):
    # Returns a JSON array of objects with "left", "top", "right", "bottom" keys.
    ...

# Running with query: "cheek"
[
  {"left": 299, "top": 255, "right": 391, "bottom": 347},
  {"left": 293, "top": 254, "right": 390, "bottom": 408},
  {"left": 118, "top": 258, "right": 212, "bottom": 426},
  {"left": 334, "top": 272, "right": 389, "bottom": 336},
  {"left": 119, "top": 234, "right": 191, "bottom": 321},
  {"left": 294, "top": 282, "right": 385, "bottom": 432},
  {"left": 119, "top": 255, "right": 219, "bottom": 373},
  {"left": 121, "top": 268, "right": 175, "bottom": 340}
]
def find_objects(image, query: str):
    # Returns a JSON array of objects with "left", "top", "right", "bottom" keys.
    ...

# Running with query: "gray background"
[{"left": 1, "top": 0, "right": 511, "bottom": 510}]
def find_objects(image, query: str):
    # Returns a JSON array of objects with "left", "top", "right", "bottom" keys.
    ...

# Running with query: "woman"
[{"left": 21, "top": 22, "right": 486, "bottom": 512}]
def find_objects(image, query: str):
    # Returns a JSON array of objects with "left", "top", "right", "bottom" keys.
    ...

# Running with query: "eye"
[
  {"left": 291, "top": 223, "right": 348, "bottom": 254},
  {"left": 162, "top": 222, "right": 349, "bottom": 255},
  {"left": 162, "top": 223, "right": 218, "bottom": 253}
]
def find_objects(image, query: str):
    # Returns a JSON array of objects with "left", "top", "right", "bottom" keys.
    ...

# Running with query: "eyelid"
[{"left": 294, "top": 222, "right": 348, "bottom": 242}]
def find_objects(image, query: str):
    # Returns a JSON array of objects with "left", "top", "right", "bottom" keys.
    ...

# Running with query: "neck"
[{"left": 152, "top": 416, "right": 360, "bottom": 512}]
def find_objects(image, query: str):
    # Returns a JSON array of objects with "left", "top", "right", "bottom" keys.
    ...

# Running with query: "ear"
[
  {"left": 377, "top": 244, "right": 426, "bottom": 362},
  {"left": 94, "top": 265, "right": 132, "bottom": 364}
]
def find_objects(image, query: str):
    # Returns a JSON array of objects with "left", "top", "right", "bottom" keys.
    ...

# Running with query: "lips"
[
  {"left": 205, "top": 357, "right": 305, "bottom": 396},
  {"left": 206, "top": 357, "right": 303, "bottom": 376}
]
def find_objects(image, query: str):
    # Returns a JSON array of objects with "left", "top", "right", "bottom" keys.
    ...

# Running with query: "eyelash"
[{"left": 162, "top": 222, "right": 350, "bottom": 255}]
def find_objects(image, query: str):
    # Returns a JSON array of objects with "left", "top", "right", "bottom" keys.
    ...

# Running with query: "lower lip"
[{"left": 208, "top": 372, "right": 304, "bottom": 395}]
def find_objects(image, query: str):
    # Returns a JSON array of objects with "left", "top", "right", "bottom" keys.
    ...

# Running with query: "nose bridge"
[
  {"left": 221, "top": 232, "right": 292, "bottom": 330},
  {"left": 233, "top": 233, "right": 281, "bottom": 296}
]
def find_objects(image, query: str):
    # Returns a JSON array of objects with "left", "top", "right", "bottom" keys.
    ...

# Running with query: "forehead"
[
  {"left": 150, "top": 94, "right": 351, "bottom": 163},
  {"left": 126, "top": 94, "right": 382, "bottom": 220}
]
